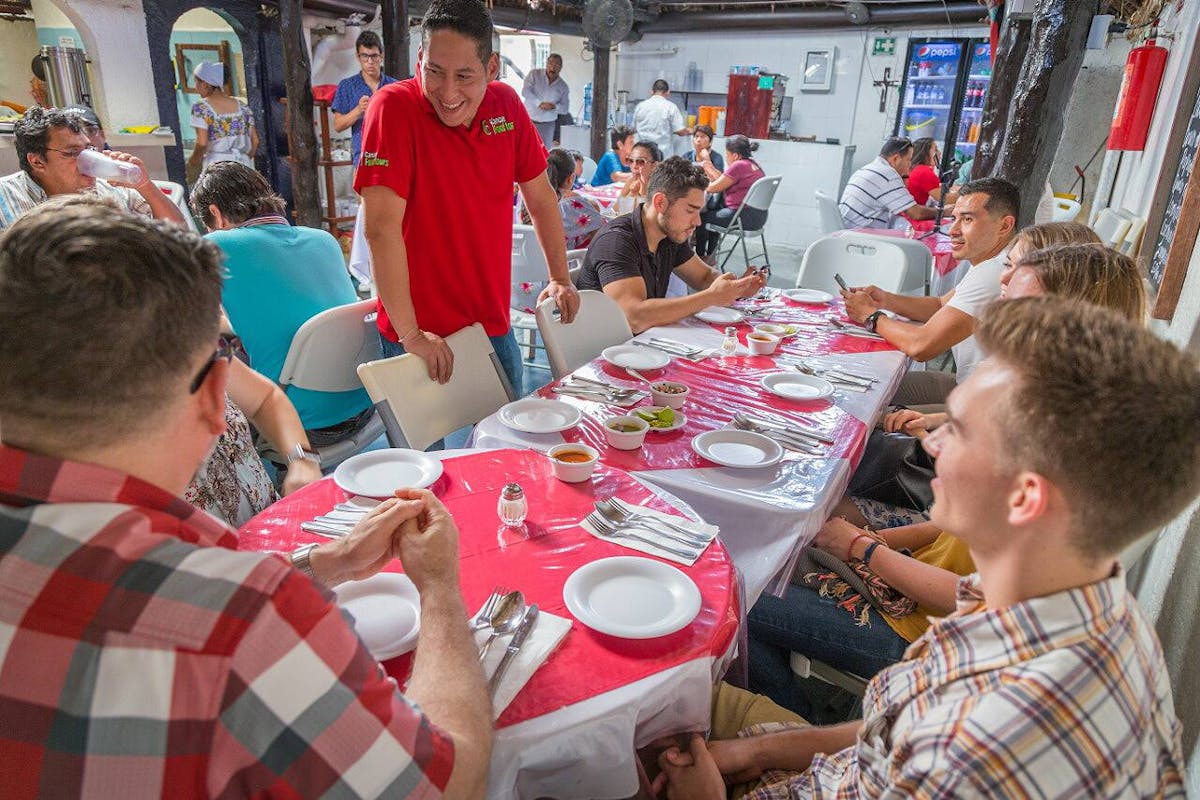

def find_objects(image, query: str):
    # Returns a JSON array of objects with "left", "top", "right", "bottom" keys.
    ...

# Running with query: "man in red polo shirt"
[{"left": 355, "top": 0, "right": 579, "bottom": 394}]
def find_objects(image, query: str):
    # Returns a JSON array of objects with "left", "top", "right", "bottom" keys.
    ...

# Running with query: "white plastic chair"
[
  {"left": 152, "top": 179, "right": 198, "bottom": 232},
  {"left": 1092, "top": 208, "right": 1133, "bottom": 248},
  {"left": 814, "top": 189, "right": 845, "bottom": 234},
  {"left": 535, "top": 290, "right": 632, "bottom": 379},
  {"left": 798, "top": 231, "right": 931, "bottom": 296},
  {"left": 356, "top": 323, "right": 514, "bottom": 452},
  {"left": 708, "top": 174, "right": 783, "bottom": 273},
  {"left": 579, "top": 156, "right": 598, "bottom": 185},
  {"left": 510, "top": 224, "right": 555, "bottom": 366},
  {"left": 271, "top": 297, "right": 385, "bottom": 468},
  {"left": 1121, "top": 214, "right": 1147, "bottom": 255}
]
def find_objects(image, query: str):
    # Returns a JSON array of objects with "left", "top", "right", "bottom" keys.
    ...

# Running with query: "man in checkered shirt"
[
  {"left": 0, "top": 198, "right": 492, "bottom": 798},
  {"left": 654, "top": 297, "right": 1198, "bottom": 799}
]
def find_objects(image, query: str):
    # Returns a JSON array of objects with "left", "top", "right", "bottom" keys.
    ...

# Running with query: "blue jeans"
[
  {"left": 380, "top": 329, "right": 523, "bottom": 396},
  {"left": 747, "top": 583, "right": 909, "bottom": 716}
]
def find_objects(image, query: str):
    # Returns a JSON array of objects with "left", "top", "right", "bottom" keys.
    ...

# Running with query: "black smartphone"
[{"left": 834, "top": 273, "right": 850, "bottom": 292}]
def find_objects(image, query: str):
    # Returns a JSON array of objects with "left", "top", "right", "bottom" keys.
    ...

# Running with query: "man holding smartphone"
[{"left": 840, "top": 177, "right": 1017, "bottom": 406}]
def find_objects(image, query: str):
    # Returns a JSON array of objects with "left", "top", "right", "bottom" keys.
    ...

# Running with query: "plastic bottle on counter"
[
  {"left": 583, "top": 82, "right": 592, "bottom": 123},
  {"left": 714, "top": 109, "right": 726, "bottom": 137},
  {"left": 77, "top": 149, "right": 144, "bottom": 184}
]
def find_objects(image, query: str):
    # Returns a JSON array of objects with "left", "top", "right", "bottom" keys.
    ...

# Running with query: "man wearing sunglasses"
[
  {"left": 0, "top": 105, "right": 185, "bottom": 231},
  {"left": 838, "top": 136, "right": 937, "bottom": 230},
  {"left": 332, "top": 30, "right": 398, "bottom": 168}
]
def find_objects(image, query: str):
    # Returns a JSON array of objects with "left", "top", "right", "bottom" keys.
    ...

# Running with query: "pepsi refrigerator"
[{"left": 894, "top": 38, "right": 992, "bottom": 175}]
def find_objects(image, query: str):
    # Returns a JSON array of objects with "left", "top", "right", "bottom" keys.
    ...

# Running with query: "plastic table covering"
[
  {"left": 239, "top": 448, "right": 739, "bottom": 800},
  {"left": 473, "top": 294, "right": 910, "bottom": 605}
]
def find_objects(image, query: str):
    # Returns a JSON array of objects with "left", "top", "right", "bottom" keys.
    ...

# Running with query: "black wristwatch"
[{"left": 864, "top": 310, "right": 884, "bottom": 333}]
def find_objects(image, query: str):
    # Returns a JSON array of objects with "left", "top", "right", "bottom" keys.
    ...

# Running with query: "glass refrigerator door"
[
  {"left": 897, "top": 40, "right": 964, "bottom": 146},
  {"left": 953, "top": 41, "right": 992, "bottom": 168}
]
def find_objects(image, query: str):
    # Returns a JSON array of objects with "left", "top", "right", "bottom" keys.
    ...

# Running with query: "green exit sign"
[{"left": 873, "top": 37, "right": 896, "bottom": 56}]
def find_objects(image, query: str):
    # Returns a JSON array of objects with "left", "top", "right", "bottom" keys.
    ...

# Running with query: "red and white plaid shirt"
[
  {"left": 0, "top": 445, "right": 453, "bottom": 798},
  {"left": 745, "top": 570, "right": 1185, "bottom": 799}
]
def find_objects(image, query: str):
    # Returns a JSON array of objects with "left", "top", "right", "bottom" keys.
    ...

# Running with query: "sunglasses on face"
[{"left": 189, "top": 333, "right": 241, "bottom": 394}]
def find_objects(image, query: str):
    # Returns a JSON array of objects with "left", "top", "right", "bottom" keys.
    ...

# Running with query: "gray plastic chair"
[{"left": 707, "top": 174, "right": 783, "bottom": 273}]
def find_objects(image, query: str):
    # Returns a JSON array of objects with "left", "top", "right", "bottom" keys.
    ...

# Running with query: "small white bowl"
[
  {"left": 650, "top": 381, "right": 690, "bottom": 409},
  {"left": 603, "top": 416, "right": 649, "bottom": 450},
  {"left": 547, "top": 443, "right": 600, "bottom": 483},
  {"left": 746, "top": 332, "right": 780, "bottom": 355},
  {"left": 753, "top": 323, "right": 788, "bottom": 337}
]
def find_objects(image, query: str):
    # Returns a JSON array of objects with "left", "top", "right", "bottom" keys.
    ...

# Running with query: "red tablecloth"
[
  {"left": 577, "top": 184, "right": 624, "bottom": 209},
  {"left": 238, "top": 449, "right": 739, "bottom": 729}
]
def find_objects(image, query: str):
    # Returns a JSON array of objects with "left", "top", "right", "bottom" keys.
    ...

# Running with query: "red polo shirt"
[{"left": 354, "top": 75, "right": 548, "bottom": 340}]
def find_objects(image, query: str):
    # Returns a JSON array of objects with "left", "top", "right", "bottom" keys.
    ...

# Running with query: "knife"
[
  {"left": 747, "top": 415, "right": 835, "bottom": 445},
  {"left": 633, "top": 339, "right": 694, "bottom": 358},
  {"left": 488, "top": 604, "right": 539, "bottom": 695}
]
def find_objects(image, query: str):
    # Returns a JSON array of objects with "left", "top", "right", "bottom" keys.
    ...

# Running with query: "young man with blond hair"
[{"left": 655, "top": 297, "right": 1198, "bottom": 799}]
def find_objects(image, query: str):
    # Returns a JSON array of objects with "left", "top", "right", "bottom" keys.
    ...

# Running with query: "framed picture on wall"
[
  {"left": 800, "top": 47, "right": 836, "bottom": 92},
  {"left": 176, "top": 42, "right": 232, "bottom": 94}
]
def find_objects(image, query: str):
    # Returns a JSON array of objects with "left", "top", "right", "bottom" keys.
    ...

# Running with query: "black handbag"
[{"left": 846, "top": 429, "right": 936, "bottom": 512}]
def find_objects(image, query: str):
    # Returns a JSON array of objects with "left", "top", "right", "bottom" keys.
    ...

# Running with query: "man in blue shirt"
[
  {"left": 189, "top": 162, "right": 375, "bottom": 444},
  {"left": 332, "top": 31, "right": 398, "bottom": 167},
  {"left": 592, "top": 124, "right": 634, "bottom": 187}
]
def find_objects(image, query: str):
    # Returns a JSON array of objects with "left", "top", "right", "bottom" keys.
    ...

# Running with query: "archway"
[{"left": 170, "top": 7, "right": 250, "bottom": 185}]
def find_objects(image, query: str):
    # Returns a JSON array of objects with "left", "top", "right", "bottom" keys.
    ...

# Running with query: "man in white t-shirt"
[
  {"left": 842, "top": 177, "right": 1019, "bottom": 405},
  {"left": 633, "top": 80, "right": 690, "bottom": 158}
]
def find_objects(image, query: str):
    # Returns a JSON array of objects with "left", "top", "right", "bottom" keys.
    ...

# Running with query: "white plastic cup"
[
  {"left": 547, "top": 443, "right": 599, "bottom": 483},
  {"left": 603, "top": 416, "right": 649, "bottom": 450},
  {"left": 747, "top": 332, "right": 780, "bottom": 355},
  {"left": 649, "top": 381, "right": 690, "bottom": 410},
  {"left": 77, "top": 149, "right": 144, "bottom": 184}
]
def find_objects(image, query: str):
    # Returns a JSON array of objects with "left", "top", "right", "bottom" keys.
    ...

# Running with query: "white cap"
[{"left": 193, "top": 61, "right": 224, "bottom": 88}]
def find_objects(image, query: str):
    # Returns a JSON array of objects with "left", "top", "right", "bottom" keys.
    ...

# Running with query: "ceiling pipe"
[
  {"left": 638, "top": 1, "right": 983, "bottom": 33},
  {"left": 289, "top": 0, "right": 585, "bottom": 35}
]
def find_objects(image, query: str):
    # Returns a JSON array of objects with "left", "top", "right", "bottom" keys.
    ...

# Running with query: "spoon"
[
  {"left": 569, "top": 376, "right": 640, "bottom": 399},
  {"left": 478, "top": 590, "right": 525, "bottom": 661},
  {"left": 625, "top": 367, "right": 655, "bottom": 387}
]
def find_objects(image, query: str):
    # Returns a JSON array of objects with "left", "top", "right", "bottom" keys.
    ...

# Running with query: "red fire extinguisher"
[{"left": 1108, "top": 37, "right": 1168, "bottom": 151}]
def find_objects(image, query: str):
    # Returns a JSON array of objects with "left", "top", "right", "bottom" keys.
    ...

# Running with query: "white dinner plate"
[
  {"left": 498, "top": 398, "right": 584, "bottom": 433},
  {"left": 601, "top": 344, "right": 671, "bottom": 371},
  {"left": 333, "top": 573, "right": 421, "bottom": 659},
  {"left": 761, "top": 372, "right": 836, "bottom": 401},
  {"left": 695, "top": 306, "right": 745, "bottom": 324},
  {"left": 334, "top": 449, "right": 444, "bottom": 497},
  {"left": 563, "top": 556, "right": 702, "bottom": 639},
  {"left": 783, "top": 288, "right": 835, "bottom": 304},
  {"left": 691, "top": 429, "right": 784, "bottom": 468},
  {"left": 637, "top": 407, "right": 687, "bottom": 433}
]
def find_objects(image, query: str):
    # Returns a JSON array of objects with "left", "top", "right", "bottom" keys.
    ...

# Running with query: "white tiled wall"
[
  {"left": 615, "top": 23, "right": 987, "bottom": 172},
  {"left": 613, "top": 22, "right": 986, "bottom": 250},
  {"left": 709, "top": 136, "right": 854, "bottom": 249}
]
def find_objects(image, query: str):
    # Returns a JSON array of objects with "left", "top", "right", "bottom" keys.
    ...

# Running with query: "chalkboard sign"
[{"left": 1150, "top": 83, "right": 1200, "bottom": 290}]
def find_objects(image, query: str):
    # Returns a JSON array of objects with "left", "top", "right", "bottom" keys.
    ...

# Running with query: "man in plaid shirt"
[
  {"left": 655, "top": 298, "right": 1198, "bottom": 798},
  {"left": 0, "top": 198, "right": 492, "bottom": 798}
]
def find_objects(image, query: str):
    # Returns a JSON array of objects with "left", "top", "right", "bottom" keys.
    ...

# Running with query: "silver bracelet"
[{"left": 290, "top": 543, "right": 319, "bottom": 581}]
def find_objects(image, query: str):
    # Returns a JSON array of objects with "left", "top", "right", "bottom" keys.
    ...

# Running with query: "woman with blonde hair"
[{"left": 1004, "top": 243, "right": 1146, "bottom": 322}]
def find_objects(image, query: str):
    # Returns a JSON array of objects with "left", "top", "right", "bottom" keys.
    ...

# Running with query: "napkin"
[
  {"left": 474, "top": 608, "right": 571, "bottom": 717},
  {"left": 579, "top": 500, "right": 719, "bottom": 566}
]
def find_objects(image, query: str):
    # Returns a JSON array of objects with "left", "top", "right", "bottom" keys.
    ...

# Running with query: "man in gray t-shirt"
[{"left": 576, "top": 157, "right": 764, "bottom": 333}]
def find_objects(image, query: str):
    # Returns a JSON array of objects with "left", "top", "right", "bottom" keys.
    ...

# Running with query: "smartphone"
[{"left": 834, "top": 273, "right": 850, "bottom": 292}]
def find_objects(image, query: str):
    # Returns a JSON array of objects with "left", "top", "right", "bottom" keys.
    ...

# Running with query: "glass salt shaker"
[
  {"left": 497, "top": 483, "right": 527, "bottom": 527},
  {"left": 720, "top": 326, "right": 738, "bottom": 355}
]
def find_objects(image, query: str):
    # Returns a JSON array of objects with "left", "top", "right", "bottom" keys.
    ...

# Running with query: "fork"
[
  {"left": 470, "top": 586, "right": 508, "bottom": 631},
  {"left": 585, "top": 513, "right": 700, "bottom": 559},
  {"left": 799, "top": 359, "right": 875, "bottom": 384},
  {"left": 595, "top": 498, "right": 710, "bottom": 546},
  {"left": 570, "top": 376, "right": 641, "bottom": 399},
  {"left": 734, "top": 411, "right": 834, "bottom": 445},
  {"left": 731, "top": 416, "right": 822, "bottom": 454}
]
